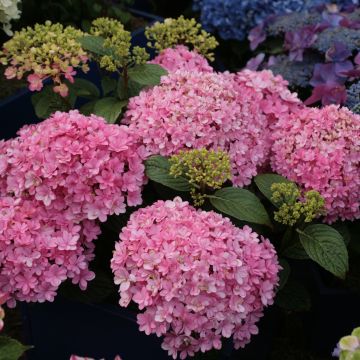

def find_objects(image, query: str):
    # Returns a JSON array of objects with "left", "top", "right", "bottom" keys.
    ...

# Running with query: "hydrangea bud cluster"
[
  {"left": 111, "top": 197, "right": 280, "bottom": 359},
  {"left": 145, "top": 16, "right": 218, "bottom": 61},
  {"left": 124, "top": 70, "right": 277, "bottom": 187},
  {"left": 271, "top": 105, "right": 360, "bottom": 223},
  {"left": 90, "top": 17, "right": 149, "bottom": 72},
  {"left": 0, "top": 0, "right": 21, "bottom": 35},
  {"left": 271, "top": 183, "right": 325, "bottom": 226},
  {"left": 0, "top": 110, "right": 146, "bottom": 221},
  {"left": 0, "top": 196, "right": 100, "bottom": 306},
  {"left": 150, "top": 45, "right": 213, "bottom": 73},
  {"left": 0, "top": 21, "right": 89, "bottom": 97},
  {"left": 0, "top": 111, "right": 146, "bottom": 305},
  {"left": 169, "top": 149, "right": 231, "bottom": 206},
  {"left": 333, "top": 327, "right": 360, "bottom": 359}
]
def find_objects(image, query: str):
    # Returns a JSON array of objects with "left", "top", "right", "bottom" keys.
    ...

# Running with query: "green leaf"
[
  {"left": 298, "top": 224, "right": 348, "bottom": 279},
  {"left": 129, "top": 79, "right": 147, "bottom": 97},
  {"left": 145, "top": 155, "right": 190, "bottom": 192},
  {"left": 276, "top": 279, "right": 311, "bottom": 311},
  {"left": 101, "top": 76, "right": 117, "bottom": 96},
  {"left": 127, "top": 64, "right": 168, "bottom": 86},
  {"left": 31, "top": 86, "right": 76, "bottom": 119},
  {"left": 78, "top": 35, "right": 108, "bottom": 56},
  {"left": 254, "top": 173, "right": 292, "bottom": 206},
  {"left": 79, "top": 100, "right": 97, "bottom": 116},
  {"left": 0, "top": 336, "right": 32, "bottom": 360},
  {"left": 282, "top": 241, "right": 309, "bottom": 260},
  {"left": 209, "top": 187, "right": 272, "bottom": 227},
  {"left": 93, "top": 97, "right": 127, "bottom": 124},
  {"left": 117, "top": 77, "right": 146, "bottom": 100},
  {"left": 69, "top": 78, "right": 100, "bottom": 99},
  {"left": 278, "top": 258, "right": 291, "bottom": 291}
]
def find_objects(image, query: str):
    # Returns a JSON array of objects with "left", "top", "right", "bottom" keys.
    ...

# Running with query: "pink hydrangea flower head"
[
  {"left": 0, "top": 110, "right": 147, "bottom": 223},
  {"left": 111, "top": 197, "right": 280, "bottom": 359},
  {"left": 150, "top": 45, "right": 213, "bottom": 73},
  {"left": 124, "top": 70, "right": 293, "bottom": 186},
  {"left": 234, "top": 69, "right": 303, "bottom": 129},
  {"left": 271, "top": 105, "right": 360, "bottom": 222},
  {"left": 0, "top": 196, "right": 100, "bottom": 306}
]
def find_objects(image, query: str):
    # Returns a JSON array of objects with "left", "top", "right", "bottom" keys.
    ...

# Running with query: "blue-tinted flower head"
[
  {"left": 346, "top": 80, "right": 360, "bottom": 111},
  {"left": 193, "top": 0, "right": 358, "bottom": 40}
]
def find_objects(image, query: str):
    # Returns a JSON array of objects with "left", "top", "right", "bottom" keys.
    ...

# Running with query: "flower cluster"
[
  {"left": 1, "top": 110, "right": 146, "bottom": 221},
  {"left": 169, "top": 149, "right": 231, "bottom": 205},
  {"left": 267, "top": 54, "right": 321, "bottom": 88},
  {"left": 111, "top": 197, "right": 279, "bottom": 359},
  {"left": 248, "top": 3, "right": 360, "bottom": 105},
  {"left": 0, "top": 111, "right": 146, "bottom": 305},
  {"left": 234, "top": 69, "right": 302, "bottom": 130},
  {"left": 0, "top": 21, "right": 89, "bottom": 97},
  {"left": 149, "top": 45, "right": 213, "bottom": 73},
  {"left": 145, "top": 16, "right": 218, "bottom": 61},
  {"left": 333, "top": 327, "right": 360, "bottom": 359},
  {"left": 0, "top": 0, "right": 21, "bottom": 35},
  {"left": 271, "top": 105, "right": 360, "bottom": 223},
  {"left": 193, "top": 0, "right": 335, "bottom": 41},
  {"left": 124, "top": 70, "right": 300, "bottom": 187},
  {"left": 271, "top": 183, "right": 325, "bottom": 226},
  {"left": 0, "top": 196, "right": 100, "bottom": 306},
  {"left": 346, "top": 80, "right": 360, "bottom": 112},
  {"left": 90, "top": 17, "right": 149, "bottom": 72}
]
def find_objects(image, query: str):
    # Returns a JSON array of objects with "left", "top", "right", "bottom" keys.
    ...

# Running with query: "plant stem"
[{"left": 123, "top": 65, "right": 129, "bottom": 100}]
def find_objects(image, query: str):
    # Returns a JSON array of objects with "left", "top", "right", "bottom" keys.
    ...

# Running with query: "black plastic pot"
[
  {"left": 22, "top": 297, "right": 170, "bottom": 360},
  {"left": 307, "top": 264, "right": 360, "bottom": 356},
  {"left": 22, "top": 297, "right": 279, "bottom": 360}
]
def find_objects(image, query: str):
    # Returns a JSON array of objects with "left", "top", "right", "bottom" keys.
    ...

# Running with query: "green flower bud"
[
  {"left": 89, "top": 17, "right": 150, "bottom": 71},
  {"left": 271, "top": 183, "right": 326, "bottom": 226},
  {"left": 169, "top": 148, "right": 231, "bottom": 206},
  {"left": 145, "top": 16, "right": 218, "bottom": 61}
]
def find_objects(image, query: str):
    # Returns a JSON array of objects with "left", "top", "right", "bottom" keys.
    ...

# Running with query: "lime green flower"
[
  {"left": 90, "top": 17, "right": 149, "bottom": 72},
  {"left": 271, "top": 183, "right": 325, "bottom": 226},
  {"left": 334, "top": 327, "right": 360, "bottom": 360},
  {"left": 0, "top": 21, "right": 88, "bottom": 96},
  {"left": 169, "top": 149, "right": 231, "bottom": 206},
  {"left": 145, "top": 16, "right": 218, "bottom": 61}
]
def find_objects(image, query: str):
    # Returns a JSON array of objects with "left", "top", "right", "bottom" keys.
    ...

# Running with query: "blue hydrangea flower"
[
  {"left": 346, "top": 81, "right": 360, "bottom": 111},
  {"left": 313, "top": 28, "right": 360, "bottom": 52},
  {"left": 267, "top": 54, "right": 321, "bottom": 87},
  {"left": 193, "top": 0, "right": 359, "bottom": 40},
  {"left": 267, "top": 11, "right": 322, "bottom": 36}
]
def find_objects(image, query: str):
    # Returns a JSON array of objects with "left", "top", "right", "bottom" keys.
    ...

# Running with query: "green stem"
[{"left": 123, "top": 65, "right": 129, "bottom": 100}]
